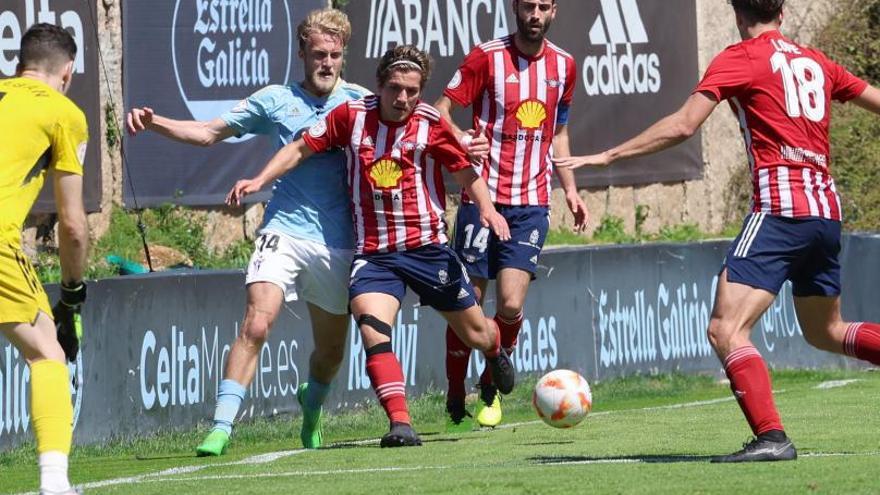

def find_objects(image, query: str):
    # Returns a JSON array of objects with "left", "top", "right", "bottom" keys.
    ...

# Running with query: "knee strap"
[
  {"left": 358, "top": 314, "right": 394, "bottom": 357},
  {"left": 357, "top": 314, "right": 393, "bottom": 337}
]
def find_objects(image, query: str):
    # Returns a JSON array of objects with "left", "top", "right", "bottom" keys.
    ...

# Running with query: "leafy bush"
[
  {"left": 33, "top": 205, "right": 255, "bottom": 283},
  {"left": 814, "top": 0, "right": 880, "bottom": 231}
]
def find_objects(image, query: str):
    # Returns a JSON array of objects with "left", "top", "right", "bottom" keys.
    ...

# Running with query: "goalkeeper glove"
[{"left": 53, "top": 281, "right": 86, "bottom": 362}]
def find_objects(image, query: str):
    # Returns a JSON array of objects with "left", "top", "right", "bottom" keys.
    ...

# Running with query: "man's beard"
[
  {"left": 517, "top": 16, "right": 551, "bottom": 42},
  {"left": 309, "top": 71, "right": 338, "bottom": 94}
]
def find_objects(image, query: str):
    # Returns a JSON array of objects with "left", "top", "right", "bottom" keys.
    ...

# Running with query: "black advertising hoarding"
[
  {"left": 3, "top": 235, "right": 878, "bottom": 450},
  {"left": 122, "top": 0, "right": 325, "bottom": 206},
  {"left": 0, "top": 1, "right": 102, "bottom": 212},
  {"left": 342, "top": 0, "right": 702, "bottom": 188}
]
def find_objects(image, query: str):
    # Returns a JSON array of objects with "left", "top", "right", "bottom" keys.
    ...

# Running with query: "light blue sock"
[
  {"left": 305, "top": 377, "right": 331, "bottom": 410},
  {"left": 212, "top": 379, "right": 247, "bottom": 435}
]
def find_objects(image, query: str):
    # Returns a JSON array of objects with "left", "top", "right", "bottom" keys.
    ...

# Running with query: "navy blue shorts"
[
  {"left": 452, "top": 203, "right": 549, "bottom": 280},
  {"left": 723, "top": 212, "right": 842, "bottom": 297},
  {"left": 349, "top": 244, "right": 477, "bottom": 312}
]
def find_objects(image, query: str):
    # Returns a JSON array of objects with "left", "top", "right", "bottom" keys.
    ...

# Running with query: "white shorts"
[{"left": 245, "top": 230, "right": 353, "bottom": 315}]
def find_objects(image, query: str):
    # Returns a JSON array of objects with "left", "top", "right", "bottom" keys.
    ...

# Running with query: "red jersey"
[
  {"left": 303, "top": 96, "right": 470, "bottom": 255},
  {"left": 695, "top": 30, "right": 867, "bottom": 221},
  {"left": 444, "top": 34, "right": 577, "bottom": 206}
]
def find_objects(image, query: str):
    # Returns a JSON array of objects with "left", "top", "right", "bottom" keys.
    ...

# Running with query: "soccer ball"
[{"left": 533, "top": 369, "right": 592, "bottom": 428}]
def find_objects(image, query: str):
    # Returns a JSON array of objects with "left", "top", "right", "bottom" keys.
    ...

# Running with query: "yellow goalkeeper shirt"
[{"left": 0, "top": 77, "right": 87, "bottom": 246}]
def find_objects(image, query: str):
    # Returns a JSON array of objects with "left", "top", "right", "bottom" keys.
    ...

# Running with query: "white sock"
[{"left": 39, "top": 451, "right": 71, "bottom": 494}]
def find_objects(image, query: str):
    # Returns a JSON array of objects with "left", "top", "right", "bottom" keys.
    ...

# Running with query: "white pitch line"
[
  {"left": 815, "top": 379, "right": 861, "bottom": 389},
  {"left": 12, "top": 450, "right": 308, "bottom": 495},
  {"left": 137, "top": 465, "right": 451, "bottom": 483}
]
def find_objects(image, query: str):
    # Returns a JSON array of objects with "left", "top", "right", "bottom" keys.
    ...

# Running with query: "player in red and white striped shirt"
[
  {"left": 555, "top": 0, "right": 880, "bottom": 463},
  {"left": 228, "top": 45, "right": 516, "bottom": 447},
  {"left": 436, "top": 0, "right": 588, "bottom": 430}
]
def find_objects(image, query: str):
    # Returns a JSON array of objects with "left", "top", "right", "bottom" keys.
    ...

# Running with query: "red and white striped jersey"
[
  {"left": 695, "top": 30, "right": 867, "bottom": 221},
  {"left": 303, "top": 96, "right": 470, "bottom": 255},
  {"left": 444, "top": 34, "right": 577, "bottom": 206}
]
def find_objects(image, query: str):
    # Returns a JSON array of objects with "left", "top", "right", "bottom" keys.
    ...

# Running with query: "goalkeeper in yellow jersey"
[{"left": 0, "top": 23, "right": 89, "bottom": 495}]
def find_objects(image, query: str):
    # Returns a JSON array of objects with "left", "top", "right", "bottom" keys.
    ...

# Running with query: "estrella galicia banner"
[
  {"left": 0, "top": 0, "right": 102, "bottom": 212},
  {"left": 341, "top": 0, "right": 702, "bottom": 188},
  {"left": 122, "top": 0, "right": 324, "bottom": 206},
  {"left": 3, "top": 235, "right": 878, "bottom": 450}
]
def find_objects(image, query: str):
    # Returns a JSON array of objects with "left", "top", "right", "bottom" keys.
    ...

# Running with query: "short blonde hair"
[{"left": 297, "top": 8, "right": 352, "bottom": 50}]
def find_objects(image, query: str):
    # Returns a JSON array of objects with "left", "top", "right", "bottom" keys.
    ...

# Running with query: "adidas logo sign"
[
  {"left": 583, "top": 0, "right": 661, "bottom": 97},
  {"left": 457, "top": 288, "right": 470, "bottom": 300},
  {"left": 505, "top": 73, "right": 519, "bottom": 84},
  {"left": 362, "top": 135, "right": 374, "bottom": 147}
]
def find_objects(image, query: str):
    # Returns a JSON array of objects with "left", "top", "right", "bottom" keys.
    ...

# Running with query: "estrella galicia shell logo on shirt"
[
  {"left": 369, "top": 159, "right": 404, "bottom": 189},
  {"left": 171, "top": 0, "right": 293, "bottom": 128}
]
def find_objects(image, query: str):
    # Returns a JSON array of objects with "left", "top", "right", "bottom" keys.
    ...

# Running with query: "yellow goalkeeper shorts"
[{"left": 0, "top": 241, "right": 51, "bottom": 325}]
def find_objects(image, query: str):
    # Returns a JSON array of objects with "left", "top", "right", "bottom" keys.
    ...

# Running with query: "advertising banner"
[
  {"left": 0, "top": 0, "right": 103, "bottom": 212},
  {"left": 121, "top": 0, "right": 325, "bottom": 206},
  {"left": 341, "top": 0, "right": 703, "bottom": 189},
  {"left": 3, "top": 234, "right": 878, "bottom": 450}
]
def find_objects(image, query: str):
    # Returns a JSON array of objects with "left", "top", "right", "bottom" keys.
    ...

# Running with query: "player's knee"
[
  {"left": 357, "top": 314, "right": 393, "bottom": 352},
  {"left": 497, "top": 301, "right": 524, "bottom": 320},
  {"left": 240, "top": 318, "right": 271, "bottom": 346},
  {"left": 706, "top": 317, "right": 736, "bottom": 350}
]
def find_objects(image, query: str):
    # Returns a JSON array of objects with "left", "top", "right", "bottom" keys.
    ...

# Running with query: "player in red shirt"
[
  {"left": 228, "top": 45, "right": 516, "bottom": 447},
  {"left": 555, "top": 0, "right": 880, "bottom": 462},
  {"left": 436, "top": 0, "right": 589, "bottom": 430}
]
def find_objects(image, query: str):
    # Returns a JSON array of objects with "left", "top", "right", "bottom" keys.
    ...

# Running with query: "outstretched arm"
[
  {"left": 126, "top": 107, "right": 236, "bottom": 147},
  {"left": 852, "top": 85, "right": 880, "bottom": 114},
  {"left": 552, "top": 125, "right": 589, "bottom": 231},
  {"left": 226, "top": 138, "right": 315, "bottom": 205},
  {"left": 553, "top": 92, "right": 718, "bottom": 169},
  {"left": 452, "top": 168, "right": 510, "bottom": 241}
]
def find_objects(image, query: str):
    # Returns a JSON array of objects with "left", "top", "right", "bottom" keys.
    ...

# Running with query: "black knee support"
[{"left": 358, "top": 314, "right": 394, "bottom": 356}]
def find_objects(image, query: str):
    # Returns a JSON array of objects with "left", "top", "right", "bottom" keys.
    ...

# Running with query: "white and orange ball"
[{"left": 533, "top": 370, "right": 592, "bottom": 428}]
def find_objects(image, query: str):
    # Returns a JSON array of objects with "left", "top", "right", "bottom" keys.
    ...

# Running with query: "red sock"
[
  {"left": 723, "top": 345, "right": 784, "bottom": 436},
  {"left": 843, "top": 322, "right": 880, "bottom": 365},
  {"left": 446, "top": 326, "right": 471, "bottom": 402},
  {"left": 366, "top": 347, "right": 410, "bottom": 425},
  {"left": 495, "top": 312, "right": 523, "bottom": 350},
  {"left": 480, "top": 318, "right": 505, "bottom": 386}
]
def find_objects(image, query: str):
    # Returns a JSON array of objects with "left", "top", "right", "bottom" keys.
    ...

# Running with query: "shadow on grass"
[{"left": 530, "top": 454, "right": 714, "bottom": 464}]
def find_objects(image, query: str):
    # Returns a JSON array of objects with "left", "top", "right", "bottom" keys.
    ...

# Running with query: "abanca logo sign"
[
  {"left": 582, "top": 0, "right": 661, "bottom": 97},
  {"left": 171, "top": 0, "right": 293, "bottom": 126}
]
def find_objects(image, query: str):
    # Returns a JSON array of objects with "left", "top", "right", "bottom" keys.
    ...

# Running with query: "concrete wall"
[{"left": 40, "top": 0, "right": 835, "bottom": 255}]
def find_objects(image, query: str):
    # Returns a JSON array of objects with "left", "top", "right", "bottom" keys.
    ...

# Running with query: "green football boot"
[
  {"left": 297, "top": 382, "right": 324, "bottom": 449},
  {"left": 196, "top": 429, "right": 230, "bottom": 457}
]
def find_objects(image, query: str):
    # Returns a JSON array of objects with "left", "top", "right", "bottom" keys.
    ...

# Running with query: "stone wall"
[{"left": 66, "top": 0, "right": 836, "bottom": 255}]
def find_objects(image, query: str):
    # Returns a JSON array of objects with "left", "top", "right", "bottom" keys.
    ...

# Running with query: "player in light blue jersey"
[{"left": 125, "top": 8, "right": 368, "bottom": 454}]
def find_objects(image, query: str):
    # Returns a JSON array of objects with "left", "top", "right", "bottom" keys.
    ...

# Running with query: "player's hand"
[
  {"left": 461, "top": 125, "right": 489, "bottom": 165},
  {"left": 226, "top": 178, "right": 264, "bottom": 206},
  {"left": 552, "top": 152, "right": 611, "bottom": 170},
  {"left": 566, "top": 191, "right": 589, "bottom": 232},
  {"left": 126, "top": 107, "right": 155, "bottom": 136},
  {"left": 480, "top": 209, "right": 510, "bottom": 241},
  {"left": 53, "top": 281, "right": 86, "bottom": 362}
]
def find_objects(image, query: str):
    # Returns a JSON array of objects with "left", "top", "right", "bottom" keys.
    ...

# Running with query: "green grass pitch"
[{"left": 2, "top": 369, "right": 879, "bottom": 494}]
